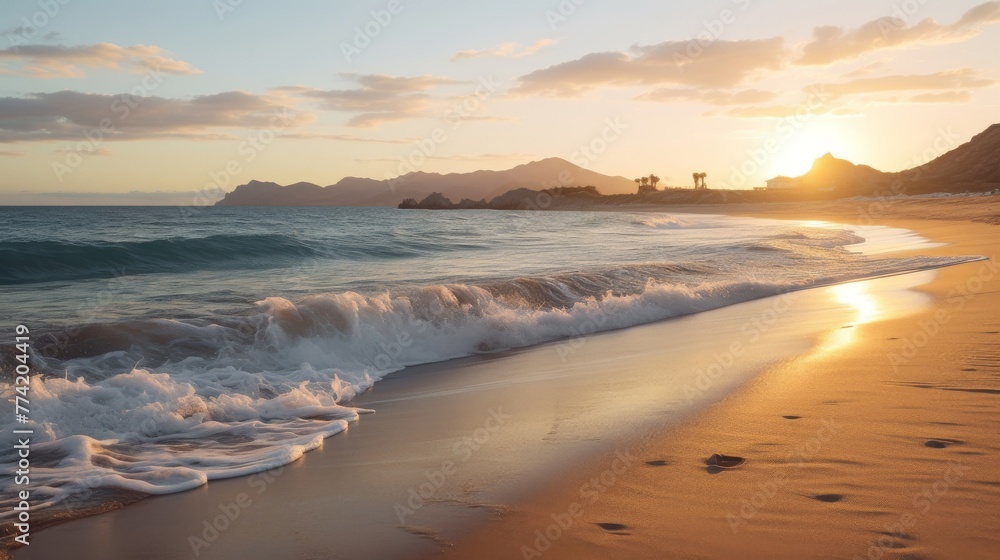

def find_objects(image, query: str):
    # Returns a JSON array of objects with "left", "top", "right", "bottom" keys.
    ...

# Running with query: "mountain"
[
  {"left": 215, "top": 157, "right": 638, "bottom": 206},
  {"left": 789, "top": 124, "right": 1000, "bottom": 195},
  {"left": 910, "top": 123, "right": 1000, "bottom": 189},
  {"left": 792, "top": 153, "right": 893, "bottom": 192}
]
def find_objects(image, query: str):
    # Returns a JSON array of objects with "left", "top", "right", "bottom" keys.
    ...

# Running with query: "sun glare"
[{"left": 767, "top": 123, "right": 849, "bottom": 178}]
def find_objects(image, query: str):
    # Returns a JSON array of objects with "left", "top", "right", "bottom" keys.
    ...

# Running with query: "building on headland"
[{"left": 765, "top": 176, "right": 800, "bottom": 190}]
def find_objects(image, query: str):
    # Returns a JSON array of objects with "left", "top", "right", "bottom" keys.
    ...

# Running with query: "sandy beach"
[
  {"left": 9, "top": 197, "right": 998, "bottom": 560},
  {"left": 435, "top": 197, "right": 1000, "bottom": 560}
]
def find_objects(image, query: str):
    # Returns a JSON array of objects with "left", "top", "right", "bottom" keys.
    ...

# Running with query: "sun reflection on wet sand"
[{"left": 813, "top": 271, "right": 936, "bottom": 356}]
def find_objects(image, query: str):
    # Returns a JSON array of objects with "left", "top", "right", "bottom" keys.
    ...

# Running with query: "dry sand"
[{"left": 435, "top": 197, "right": 1000, "bottom": 560}]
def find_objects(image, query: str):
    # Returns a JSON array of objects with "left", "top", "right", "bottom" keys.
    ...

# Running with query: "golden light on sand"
[
  {"left": 832, "top": 281, "right": 881, "bottom": 325},
  {"left": 815, "top": 281, "right": 883, "bottom": 354}
]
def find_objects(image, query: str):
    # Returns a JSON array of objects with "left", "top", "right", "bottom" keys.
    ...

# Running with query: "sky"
[{"left": 1, "top": 0, "right": 998, "bottom": 204}]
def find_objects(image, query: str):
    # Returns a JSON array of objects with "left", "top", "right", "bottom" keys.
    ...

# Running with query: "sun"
[{"left": 766, "top": 122, "right": 849, "bottom": 178}]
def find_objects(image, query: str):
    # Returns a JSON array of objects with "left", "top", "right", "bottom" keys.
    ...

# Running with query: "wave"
[
  {"left": 0, "top": 234, "right": 326, "bottom": 285},
  {"left": 0, "top": 233, "right": 458, "bottom": 286},
  {"left": 0, "top": 251, "right": 979, "bottom": 524}
]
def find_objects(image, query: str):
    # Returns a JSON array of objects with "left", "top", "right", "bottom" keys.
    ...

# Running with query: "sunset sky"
[{"left": 1, "top": 0, "right": 998, "bottom": 204}]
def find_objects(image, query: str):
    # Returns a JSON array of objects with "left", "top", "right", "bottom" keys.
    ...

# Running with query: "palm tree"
[
  {"left": 692, "top": 172, "right": 699, "bottom": 189},
  {"left": 700, "top": 172, "right": 708, "bottom": 189},
  {"left": 649, "top": 174, "right": 660, "bottom": 189},
  {"left": 634, "top": 178, "right": 642, "bottom": 189},
  {"left": 640, "top": 177, "right": 649, "bottom": 187}
]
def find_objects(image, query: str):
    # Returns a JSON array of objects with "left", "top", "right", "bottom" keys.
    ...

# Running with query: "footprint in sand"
[
  {"left": 706, "top": 454, "right": 746, "bottom": 474},
  {"left": 812, "top": 493, "right": 844, "bottom": 503},
  {"left": 782, "top": 415, "right": 802, "bottom": 420},
  {"left": 595, "top": 523, "right": 629, "bottom": 534},
  {"left": 925, "top": 438, "right": 964, "bottom": 448},
  {"left": 644, "top": 460, "right": 670, "bottom": 467}
]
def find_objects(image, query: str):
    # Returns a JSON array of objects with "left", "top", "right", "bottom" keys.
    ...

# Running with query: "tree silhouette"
[
  {"left": 649, "top": 174, "right": 660, "bottom": 188},
  {"left": 635, "top": 178, "right": 642, "bottom": 188},
  {"left": 641, "top": 177, "right": 649, "bottom": 187}
]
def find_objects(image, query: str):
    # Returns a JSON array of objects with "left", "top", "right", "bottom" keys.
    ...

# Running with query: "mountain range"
[
  {"left": 215, "top": 158, "right": 637, "bottom": 206},
  {"left": 216, "top": 124, "right": 1000, "bottom": 207}
]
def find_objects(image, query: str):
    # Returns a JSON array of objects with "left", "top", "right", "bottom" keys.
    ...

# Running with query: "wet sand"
[{"left": 436, "top": 198, "right": 1000, "bottom": 560}]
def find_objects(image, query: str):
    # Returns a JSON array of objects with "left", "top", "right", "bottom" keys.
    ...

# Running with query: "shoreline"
[
  {"left": 10, "top": 198, "right": 1000, "bottom": 560},
  {"left": 434, "top": 199, "right": 1000, "bottom": 559}
]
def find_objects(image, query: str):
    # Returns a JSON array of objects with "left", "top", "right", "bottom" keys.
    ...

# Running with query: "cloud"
[
  {"left": 719, "top": 105, "right": 863, "bottom": 119},
  {"left": 0, "top": 90, "right": 311, "bottom": 142},
  {"left": 637, "top": 88, "right": 777, "bottom": 105},
  {"left": 811, "top": 69, "right": 995, "bottom": 96},
  {"left": 355, "top": 152, "right": 534, "bottom": 163},
  {"left": 0, "top": 43, "right": 201, "bottom": 78},
  {"left": 294, "top": 74, "right": 465, "bottom": 127},
  {"left": 798, "top": 1, "right": 1000, "bottom": 65},
  {"left": 513, "top": 38, "right": 787, "bottom": 96},
  {"left": 452, "top": 39, "right": 557, "bottom": 61},
  {"left": 907, "top": 91, "right": 972, "bottom": 103},
  {"left": 54, "top": 147, "right": 112, "bottom": 156},
  {"left": 720, "top": 69, "right": 989, "bottom": 118},
  {"left": 279, "top": 132, "right": 416, "bottom": 144}
]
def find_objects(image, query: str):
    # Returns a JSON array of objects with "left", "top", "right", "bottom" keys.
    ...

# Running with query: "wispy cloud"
[
  {"left": 907, "top": 91, "right": 972, "bottom": 103},
  {"left": 0, "top": 43, "right": 202, "bottom": 78},
  {"left": 637, "top": 88, "right": 777, "bottom": 105},
  {"left": 513, "top": 38, "right": 787, "bottom": 96},
  {"left": 810, "top": 69, "right": 995, "bottom": 96},
  {"left": 452, "top": 39, "right": 557, "bottom": 61},
  {"left": 797, "top": 1, "right": 1000, "bottom": 65},
  {"left": 355, "top": 152, "right": 534, "bottom": 163},
  {"left": 0, "top": 90, "right": 310, "bottom": 142},
  {"left": 293, "top": 74, "right": 466, "bottom": 127}
]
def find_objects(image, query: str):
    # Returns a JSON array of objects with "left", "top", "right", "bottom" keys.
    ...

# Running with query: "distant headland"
[{"left": 214, "top": 124, "right": 1000, "bottom": 209}]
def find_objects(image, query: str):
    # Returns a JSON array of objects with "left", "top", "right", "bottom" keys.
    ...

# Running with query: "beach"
[{"left": 9, "top": 196, "right": 998, "bottom": 560}]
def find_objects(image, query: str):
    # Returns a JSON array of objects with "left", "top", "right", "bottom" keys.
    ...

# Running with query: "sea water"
[{"left": 0, "top": 206, "right": 978, "bottom": 526}]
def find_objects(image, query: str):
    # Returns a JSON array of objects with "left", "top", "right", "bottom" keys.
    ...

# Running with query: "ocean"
[{"left": 0, "top": 206, "right": 978, "bottom": 527}]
